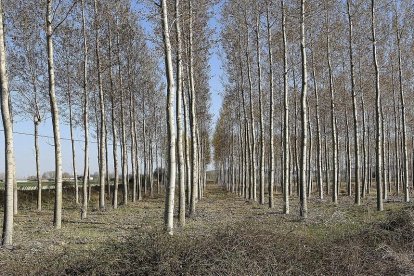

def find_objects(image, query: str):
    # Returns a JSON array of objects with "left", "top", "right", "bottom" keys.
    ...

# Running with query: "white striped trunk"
[
  {"left": 161, "top": 0, "right": 177, "bottom": 235},
  {"left": 300, "top": 0, "right": 308, "bottom": 218},
  {"left": 47, "top": 0, "right": 63, "bottom": 229},
  {"left": 0, "top": 0, "right": 15, "bottom": 246},
  {"left": 81, "top": 0, "right": 89, "bottom": 219}
]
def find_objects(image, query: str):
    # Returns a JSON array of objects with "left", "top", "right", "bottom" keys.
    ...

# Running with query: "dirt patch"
[{"left": 0, "top": 185, "right": 413, "bottom": 275}]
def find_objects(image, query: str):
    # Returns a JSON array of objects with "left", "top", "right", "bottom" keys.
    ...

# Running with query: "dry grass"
[{"left": 0, "top": 185, "right": 413, "bottom": 275}]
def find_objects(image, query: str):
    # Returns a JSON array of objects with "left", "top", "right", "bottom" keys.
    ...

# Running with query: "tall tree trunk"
[
  {"left": 336, "top": 118, "right": 340, "bottom": 196},
  {"left": 183, "top": 81, "right": 191, "bottom": 205},
  {"left": 130, "top": 91, "right": 137, "bottom": 202},
  {"left": 323, "top": 117, "right": 330, "bottom": 195},
  {"left": 63, "top": 38, "right": 78, "bottom": 204},
  {"left": 300, "top": 0, "right": 308, "bottom": 218},
  {"left": 347, "top": 0, "right": 361, "bottom": 205},
  {"left": 47, "top": 0, "right": 63, "bottom": 229},
  {"left": 244, "top": 11, "right": 257, "bottom": 202},
  {"left": 175, "top": 0, "right": 186, "bottom": 227},
  {"left": 68, "top": 99, "right": 78, "bottom": 205},
  {"left": 93, "top": 88, "right": 101, "bottom": 198},
  {"left": 412, "top": 138, "right": 414, "bottom": 191},
  {"left": 326, "top": 7, "right": 338, "bottom": 204},
  {"left": 282, "top": 0, "right": 289, "bottom": 213},
  {"left": 231, "top": 131, "right": 236, "bottom": 193},
  {"left": 244, "top": 92, "right": 250, "bottom": 199},
  {"left": 381, "top": 103, "right": 387, "bottom": 200},
  {"left": 310, "top": 41, "right": 323, "bottom": 199},
  {"left": 386, "top": 119, "right": 391, "bottom": 195},
  {"left": 360, "top": 64, "right": 367, "bottom": 198},
  {"left": 395, "top": 15, "right": 409, "bottom": 202},
  {"left": 149, "top": 140, "right": 154, "bottom": 197},
  {"left": 293, "top": 76, "right": 300, "bottom": 197},
  {"left": 345, "top": 109, "right": 351, "bottom": 196},
  {"left": 236, "top": 114, "right": 243, "bottom": 196},
  {"left": 142, "top": 94, "right": 147, "bottom": 196},
  {"left": 237, "top": 37, "right": 250, "bottom": 201},
  {"left": 34, "top": 119, "right": 42, "bottom": 211},
  {"left": 161, "top": 0, "right": 177, "bottom": 235},
  {"left": 68, "top": 92, "right": 78, "bottom": 204},
  {"left": 266, "top": 3, "right": 275, "bottom": 208},
  {"left": 391, "top": 64, "right": 400, "bottom": 196},
  {"left": 116, "top": 26, "right": 128, "bottom": 206},
  {"left": 255, "top": 4, "right": 265, "bottom": 205},
  {"left": 108, "top": 26, "right": 119, "bottom": 209},
  {"left": 307, "top": 103, "right": 313, "bottom": 198},
  {"left": 237, "top": 103, "right": 244, "bottom": 197},
  {"left": 279, "top": 104, "right": 284, "bottom": 194},
  {"left": 81, "top": 0, "right": 89, "bottom": 219},
  {"left": 367, "top": 113, "right": 372, "bottom": 195},
  {"left": 11, "top": 104, "right": 16, "bottom": 215},
  {"left": 188, "top": 0, "right": 199, "bottom": 215},
  {"left": 94, "top": 0, "right": 106, "bottom": 210},
  {"left": 155, "top": 138, "right": 160, "bottom": 194},
  {"left": 126, "top": 53, "right": 137, "bottom": 203},
  {"left": 135, "top": 110, "right": 142, "bottom": 201},
  {"left": 371, "top": 0, "right": 383, "bottom": 211},
  {"left": 1, "top": 0, "right": 15, "bottom": 245},
  {"left": 105, "top": 123, "right": 110, "bottom": 198},
  {"left": 397, "top": 115, "right": 402, "bottom": 191},
  {"left": 197, "top": 134, "right": 203, "bottom": 199}
]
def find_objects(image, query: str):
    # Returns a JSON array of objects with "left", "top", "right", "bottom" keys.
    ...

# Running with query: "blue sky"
[
  {"left": 0, "top": 1, "right": 224, "bottom": 178},
  {"left": 135, "top": 0, "right": 224, "bottom": 126},
  {"left": 208, "top": 2, "right": 225, "bottom": 128}
]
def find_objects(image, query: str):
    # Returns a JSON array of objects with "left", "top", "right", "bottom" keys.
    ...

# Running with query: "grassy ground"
[{"left": 0, "top": 184, "right": 413, "bottom": 275}]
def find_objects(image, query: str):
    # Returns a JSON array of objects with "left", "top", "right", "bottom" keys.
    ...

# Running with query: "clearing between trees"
[{"left": 0, "top": 183, "right": 413, "bottom": 275}]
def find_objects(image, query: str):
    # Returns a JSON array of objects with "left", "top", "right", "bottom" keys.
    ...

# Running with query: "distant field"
[{"left": 0, "top": 180, "right": 100, "bottom": 191}]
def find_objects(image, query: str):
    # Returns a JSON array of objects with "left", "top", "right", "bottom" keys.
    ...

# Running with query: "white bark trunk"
[
  {"left": 347, "top": 0, "right": 361, "bottom": 205},
  {"left": 189, "top": 0, "right": 199, "bottom": 215},
  {"left": 68, "top": 98, "right": 78, "bottom": 205},
  {"left": 310, "top": 41, "right": 323, "bottom": 200},
  {"left": 282, "top": 0, "right": 289, "bottom": 214},
  {"left": 175, "top": 0, "right": 186, "bottom": 227},
  {"left": 81, "top": 0, "right": 89, "bottom": 219},
  {"left": 161, "top": 0, "right": 177, "bottom": 235},
  {"left": 34, "top": 119, "right": 42, "bottom": 211},
  {"left": 0, "top": 0, "right": 15, "bottom": 246},
  {"left": 371, "top": 0, "right": 383, "bottom": 211},
  {"left": 300, "top": 0, "right": 308, "bottom": 218},
  {"left": 326, "top": 8, "right": 338, "bottom": 205},
  {"left": 395, "top": 14, "right": 409, "bottom": 203},
  {"left": 266, "top": 4, "right": 274, "bottom": 208},
  {"left": 183, "top": 82, "right": 192, "bottom": 205},
  {"left": 255, "top": 6, "right": 265, "bottom": 205},
  {"left": 94, "top": 0, "right": 106, "bottom": 210},
  {"left": 107, "top": 26, "right": 119, "bottom": 209},
  {"left": 116, "top": 26, "right": 128, "bottom": 205},
  {"left": 47, "top": 0, "right": 63, "bottom": 229},
  {"left": 244, "top": 12, "right": 257, "bottom": 202}
]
